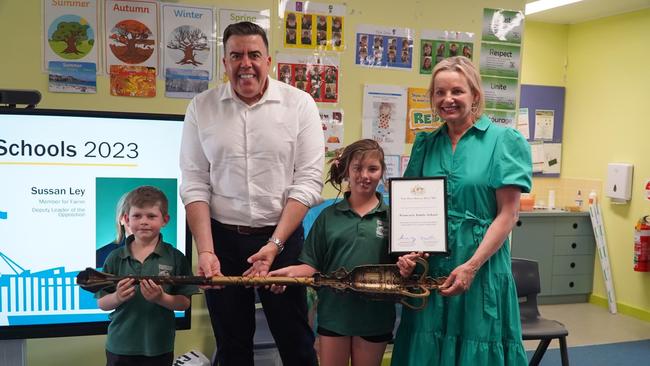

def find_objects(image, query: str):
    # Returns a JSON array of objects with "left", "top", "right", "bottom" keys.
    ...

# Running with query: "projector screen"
[{"left": 0, "top": 108, "right": 191, "bottom": 339}]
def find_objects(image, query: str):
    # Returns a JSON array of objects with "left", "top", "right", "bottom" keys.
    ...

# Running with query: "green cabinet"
[{"left": 511, "top": 211, "right": 596, "bottom": 304}]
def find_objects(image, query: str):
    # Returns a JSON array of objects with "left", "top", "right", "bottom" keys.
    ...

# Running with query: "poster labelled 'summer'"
[
  {"left": 43, "top": 0, "right": 99, "bottom": 72},
  {"left": 48, "top": 61, "right": 97, "bottom": 94},
  {"left": 218, "top": 9, "right": 271, "bottom": 84},
  {"left": 355, "top": 25, "right": 414, "bottom": 70},
  {"left": 104, "top": 0, "right": 159, "bottom": 75},
  {"left": 282, "top": 1, "right": 346, "bottom": 51},
  {"left": 161, "top": 4, "right": 215, "bottom": 81},
  {"left": 276, "top": 53, "right": 340, "bottom": 104},
  {"left": 419, "top": 30, "right": 474, "bottom": 75},
  {"left": 362, "top": 84, "right": 408, "bottom": 155}
]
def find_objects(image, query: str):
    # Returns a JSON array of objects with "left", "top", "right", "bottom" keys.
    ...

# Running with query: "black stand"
[{"left": 0, "top": 339, "right": 26, "bottom": 366}]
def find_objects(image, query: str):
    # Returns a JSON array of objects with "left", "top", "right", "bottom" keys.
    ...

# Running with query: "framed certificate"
[{"left": 389, "top": 177, "right": 448, "bottom": 254}]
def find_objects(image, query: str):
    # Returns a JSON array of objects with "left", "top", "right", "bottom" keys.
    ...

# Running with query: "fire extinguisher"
[{"left": 634, "top": 215, "right": 650, "bottom": 272}]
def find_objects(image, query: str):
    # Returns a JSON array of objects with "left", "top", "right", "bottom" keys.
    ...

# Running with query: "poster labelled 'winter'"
[
  {"left": 162, "top": 4, "right": 215, "bottom": 82},
  {"left": 104, "top": 0, "right": 159, "bottom": 75}
]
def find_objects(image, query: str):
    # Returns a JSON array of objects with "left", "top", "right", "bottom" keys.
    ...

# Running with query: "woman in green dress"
[{"left": 392, "top": 56, "right": 532, "bottom": 365}]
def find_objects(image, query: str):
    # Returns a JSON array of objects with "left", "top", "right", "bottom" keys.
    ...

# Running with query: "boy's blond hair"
[{"left": 123, "top": 186, "right": 169, "bottom": 217}]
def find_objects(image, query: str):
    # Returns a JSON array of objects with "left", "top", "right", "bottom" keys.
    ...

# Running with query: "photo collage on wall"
[
  {"left": 276, "top": 53, "right": 339, "bottom": 104},
  {"left": 419, "top": 30, "right": 475, "bottom": 74},
  {"left": 283, "top": 1, "right": 346, "bottom": 51},
  {"left": 355, "top": 25, "right": 413, "bottom": 70}
]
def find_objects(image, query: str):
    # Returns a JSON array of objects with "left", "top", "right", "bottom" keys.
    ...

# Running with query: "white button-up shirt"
[{"left": 179, "top": 78, "right": 324, "bottom": 226}]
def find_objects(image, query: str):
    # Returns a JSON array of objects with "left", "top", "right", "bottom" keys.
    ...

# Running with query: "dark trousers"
[
  {"left": 106, "top": 350, "right": 173, "bottom": 366},
  {"left": 206, "top": 219, "right": 318, "bottom": 366}
]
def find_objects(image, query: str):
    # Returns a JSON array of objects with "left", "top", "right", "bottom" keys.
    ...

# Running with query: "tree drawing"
[
  {"left": 167, "top": 26, "right": 209, "bottom": 66},
  {"left": 109, "top": 20, "right": 155, "bottom": 64},
  {"left": 51, "top": 21, "right": 90, "bottom": 55}
]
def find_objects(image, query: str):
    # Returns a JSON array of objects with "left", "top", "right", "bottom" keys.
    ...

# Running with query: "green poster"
[
  {"left": 482, "top": 76, "right": 518, "bottom": 110},
  {"left": 481, "top": 8, "right": 524, "bottom": 44},
  {"left": 479, "top": 42, "right": 520, "bottom": 78},
  {"left": 485, "top": 109, "right": 517, "bottom": 128}
]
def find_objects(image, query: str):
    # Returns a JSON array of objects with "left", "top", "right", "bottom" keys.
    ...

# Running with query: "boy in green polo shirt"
[
  {"left": 270, "top": 139, "right": 395, "bottom": 366},
  {"left": 97, "top": 186, "right": 196, "bottom": 366}
]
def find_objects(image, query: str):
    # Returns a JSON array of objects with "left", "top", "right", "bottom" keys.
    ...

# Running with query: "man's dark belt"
[{"left": 215, "top": 221, "right": 276, "bottom": 236}]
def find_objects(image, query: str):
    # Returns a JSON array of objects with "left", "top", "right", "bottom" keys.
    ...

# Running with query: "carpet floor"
[{"left": 527, "top": 339, "right": 650, "bottom": 366}]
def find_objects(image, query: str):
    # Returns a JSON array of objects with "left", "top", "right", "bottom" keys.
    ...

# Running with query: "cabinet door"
[
  {"left": 511, "top": 217, "right": 554, "bottom": 295},
  {"left": 551, "top": 274, "right": 593, "bottom": 295},
  {"left": 552, "top": 255, "right": 595, "bottom": 275},
  {"left": 555, "top": 217, "right": 593, "bottom": 236},
  {"left": 553, "top": 235, "right": 596, "bottom": 255}
]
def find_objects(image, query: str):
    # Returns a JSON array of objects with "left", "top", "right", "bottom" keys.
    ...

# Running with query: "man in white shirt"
[{"left": 179, "top": 22, "right": 322, "bottom": 366}]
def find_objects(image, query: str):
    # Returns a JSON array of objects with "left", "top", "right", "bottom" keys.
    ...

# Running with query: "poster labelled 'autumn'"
[
  {"left": 161, "top": 4, "right": 214, "bottom": 84},
  {"left": 43, "top": 0, "right": 99, "bottom": 72},
  {"left": 105, "top": 0, "right": 158, "bottom": 77}
]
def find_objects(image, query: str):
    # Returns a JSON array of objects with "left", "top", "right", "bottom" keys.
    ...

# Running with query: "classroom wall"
[
  {"left": 564, "top": 9, "right": 650, "bottom": 316},
  {"left": 2, "top": 2, "right": 649, "bottom": 365},
  {"left": 1, "top": 1, "right": 526, "bottom": 364},
  {"left": 521, "top": 10, "right": 650, "bottom": 319}
]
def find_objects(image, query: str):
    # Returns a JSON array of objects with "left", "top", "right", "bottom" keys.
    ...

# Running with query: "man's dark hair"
[{"left": 223, "top": 21, "right": 268, "bottom": 52}]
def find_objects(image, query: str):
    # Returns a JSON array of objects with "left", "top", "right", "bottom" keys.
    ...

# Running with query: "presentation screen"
[{"left": 0, "top": 108, "right": 191, "bottom": 339}]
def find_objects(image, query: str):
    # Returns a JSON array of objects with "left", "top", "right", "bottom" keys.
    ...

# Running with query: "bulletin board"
[{"left": 520, "top": 84, "right": 565, "bottom": 176}]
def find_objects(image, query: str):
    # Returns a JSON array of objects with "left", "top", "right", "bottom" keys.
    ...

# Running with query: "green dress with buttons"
[{"left": 391, "top": 115, "right": 532, "bottom": 366}]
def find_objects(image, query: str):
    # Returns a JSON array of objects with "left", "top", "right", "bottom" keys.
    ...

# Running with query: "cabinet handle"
[
  {"left": 570, "top": 262, "right": 576, "bottom": 268},
  {"left": 572, "top": 223, "right": 578, "bottom": 229},
  {"left": 569, "top": 282, "right": 574, "bottom": 287},
  {"left": 516, "top": 220, "right": 522, "bottom": 227},
  {"left": 571, "top": 242, "right": 577, "bottom": 249}
]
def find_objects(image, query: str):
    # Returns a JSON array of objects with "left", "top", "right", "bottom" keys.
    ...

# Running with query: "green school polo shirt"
[
  {"left": 98, "top": 235, "right": 197, "bottom": 356},
  {"left": 300, "top": 192, "right": 396, "bottom": 336}
]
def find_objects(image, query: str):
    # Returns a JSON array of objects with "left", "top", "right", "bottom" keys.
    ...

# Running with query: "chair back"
[{"left": 511, "top": 257, "right": 541, "bottom": 320}]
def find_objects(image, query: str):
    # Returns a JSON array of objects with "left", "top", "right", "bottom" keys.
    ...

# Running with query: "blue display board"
[{"left": 520, "top": 84, "right": 565, "bottom": 177}]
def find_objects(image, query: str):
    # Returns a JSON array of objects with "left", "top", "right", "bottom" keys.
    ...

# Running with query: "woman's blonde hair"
[{"left": 428, "top": 56, "right": 485, "bottom": 117}]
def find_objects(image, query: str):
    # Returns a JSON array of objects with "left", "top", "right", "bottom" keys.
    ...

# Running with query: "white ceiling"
[{"left": 525, "top": 0, "right": 650, "bottom": 24}]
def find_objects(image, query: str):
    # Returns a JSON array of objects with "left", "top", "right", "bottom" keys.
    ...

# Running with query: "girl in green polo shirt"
[{"left": 270, "top": 139, "right": 395, "bottom": 366}]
